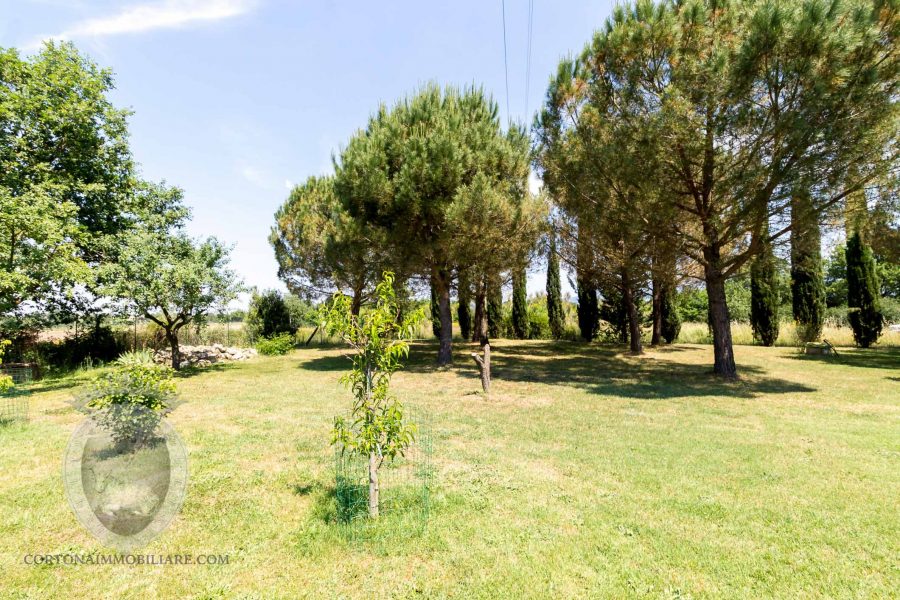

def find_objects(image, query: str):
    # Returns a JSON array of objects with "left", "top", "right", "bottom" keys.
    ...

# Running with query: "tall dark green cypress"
[
  {"left": 546, "top": 234, "right": 564, "bottom": 339},
  {"left": 791, "top": 190, "right": 825, "bottom": 342},
  {"left": 457, "top": 271, "right": 472, "bottom": 341},
  {"left": 750, "top": 232, "right": 780, "bottom": 346},
  {"left": 846, "top": 231, "right": 883, "bottom": 348},
  {"left": 429, "top": 277, "right": 441, "bottom": 339},
  {"left": 660, "top": 283, "right": 681, "bottom": 344},
  {"left": 576, "top": 277, "right": 599, "bottom": 342},
  {"left": 511, "top": 265, "right": 528, "bottom": 339},
  {"left": 487, "top": 274, "right": 503, "bottom": 338}
]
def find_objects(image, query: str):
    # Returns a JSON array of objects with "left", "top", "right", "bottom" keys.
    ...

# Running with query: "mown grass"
[{"left": 1, "top": 341, "right": 898, "bottom": 598}]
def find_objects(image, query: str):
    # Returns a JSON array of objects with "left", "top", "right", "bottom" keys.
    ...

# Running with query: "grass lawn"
[{"left": 1, "top": 341, "right": 898, "bottom": 598}]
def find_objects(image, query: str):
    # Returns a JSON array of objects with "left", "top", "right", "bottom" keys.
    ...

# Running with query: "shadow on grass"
[
  {"left": 786, "top": 347, "right": 900, "bottom": 371},
  {"left": 173, "top": 361, "right": 238, "bottom": 379},
  {"left": 302, "top": 339, "right": 816, "bottom": 400}
]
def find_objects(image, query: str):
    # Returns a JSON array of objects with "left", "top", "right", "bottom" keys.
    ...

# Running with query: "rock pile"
[{"left": 152, "top": 344, "right": 257, "bottom": 368}]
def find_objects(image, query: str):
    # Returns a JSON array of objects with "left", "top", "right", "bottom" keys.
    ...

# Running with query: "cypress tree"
[
  {"left": 576, "top": 277, "right": 599, "bottom": 342},
  {"left": 546, "top": 234, "right": 565, "bottom": 339},
  {"left": 660, "top": 283, "right": 681, "bottom": 344},
  {"left": 846, "top": 231, "right": 883, "bottom": 348},
  {"left": 511, "top": 265, "right": 528, "bottom": 339},
  {"left": 429, "top": 277, "right": 441, "bottom": 339},
  {"left": 790, "top": 190, "right": 826, "bottom": 342},
  {"left": 457, "top": 271, "right": 472, "bottom": 341},
  {"left": 487, "top": 274, "right": 503, "bottom": 338},
  {"left": 750, "top": 232, "right": 780, "bottom": 346}
]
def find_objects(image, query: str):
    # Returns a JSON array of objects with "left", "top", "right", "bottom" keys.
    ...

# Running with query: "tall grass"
[{"left": 677, "top": 320, "right": 900, "bottom": 347}]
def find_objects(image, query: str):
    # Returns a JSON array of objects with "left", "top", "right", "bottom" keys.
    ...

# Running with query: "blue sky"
[{"left": 3, "top": 0, "right": 613, "bottom": 302}]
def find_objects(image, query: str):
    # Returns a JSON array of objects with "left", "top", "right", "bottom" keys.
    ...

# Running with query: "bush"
[
  {"left": 256, "top": 333, "right": 296, "bottom": 356},
  {"left": 527, "top": 303, "right": 551, "bottom": 339},
  {"left": 246, "top": 289, "right": 295, "bottom": 342},
  {"left": 79, "top": 361, "right": 176, "bottom": 448}
]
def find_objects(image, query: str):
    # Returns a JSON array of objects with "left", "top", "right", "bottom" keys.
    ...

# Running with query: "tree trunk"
[
  {"left": 622, "top": 269, "right": 643, "bottom": 355},
  {"left": 434, "top": 267, "right": 453, "bottom": 365},
  {"left": 368, "top": 451, "right": 379, "bottom": 518},
  {"left": 167, "top": 332, "right": 181, "bottom": 370},
  {"left": 472, "top": 286, "right": 484, "bottom": 343},
  {"left": 651, "top": 274, "right": 662, "bottom": 346},
  {"left": 350, "top": 291, "right": 363, "bottom": 317},
  {"left": 470, "top": 280, "right": 491, "bottom": 393},
  {"left": 704, "top": 267, "right": 737, "bottom": 378}
]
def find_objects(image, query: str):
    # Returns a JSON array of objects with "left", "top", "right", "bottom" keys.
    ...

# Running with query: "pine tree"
[
  {"left": 846, "top": 231, "right": 883, "bottom": 348},
  {"left": 750, "top": 233, "right": 780, "bottom": 346},
  {"left": 660, "top": 284, "right": 681, "bottom": 344},
  {"left": 791, "top": 190, "right": 826, "bottom": 342},
  {"left": 576, "top": 276, "right": 599, "bottom": 342},
  {"left": 511, "top": 265, "right": 528, "bottom": 339},
  {"left": 457, "top": 271, "right": 472, "bottom": 341}
]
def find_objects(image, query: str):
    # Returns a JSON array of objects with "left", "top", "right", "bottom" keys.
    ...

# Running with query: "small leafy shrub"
[
  {"left": 0, "top": 340, "right": 13, "bottom": 393},
  {"left": 114, "top": 349, "right": 157, "bottom": 367},
  {"left": 256, "top": 333, "right": 295, "bottom": 356},
  {"left": 80, "top": 362, "right": 176, "bottom": 448},
  {"left": 527, "top": 303, "right": 551, "bottom": 339}
]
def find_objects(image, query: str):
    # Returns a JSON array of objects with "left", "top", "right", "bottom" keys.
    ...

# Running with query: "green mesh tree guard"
[{"left": 334, "top": 406, "right": 433, "bottom": 540}]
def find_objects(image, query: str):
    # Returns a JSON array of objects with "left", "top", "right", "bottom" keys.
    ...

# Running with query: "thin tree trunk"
[
  {"left": 704, "top": 267, "right": 737, "bottom": 378},
  {"left": 434, "top": 267, "right": 453, "bottom": 365},
  {"left": 350, "top": 291, "right": 363, "bottom": 317},
  {"left": 470, "top": 278, "right": 491, "bottom": 393},
  {"left": 368, "top": 451, "right": 379, "bottom": 518},
  {"left": 622, "top": 269, "right": 643, "bottom": 355},
  {"left": 472, "top": 287, "right": 484, "bottom": 343}
]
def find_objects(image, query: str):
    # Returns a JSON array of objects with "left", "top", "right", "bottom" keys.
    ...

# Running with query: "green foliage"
[
  {"left": 0, "top": 43, "right": 135, "bottom": 315},
  {"left": 576, "top": 278, "right": 599, "bottom": 342},
  {"left": 511, "top": 267, "right": 528, "bottom": 340},
  {"left": 319, "top": 272, "right": 426, "bottom": 467},
  {"left": 429, "top": 279, "right": 441, "bottom": 339},
  {"left": 0, "top": 340, "right": 13, "bottom": 393},
  {"left": 456, "top": 273, "right": 472, "bottom": 341},
  {"left": 846, "top": 232, "right": 883, "bottom": 348},
  {"left": 791, "top": 192, "right": 826, "bottom": 342},
  {"left": 246, "top": 289, "right": 295, "bottom": 342},
  {"left": 256, "top": 333, "right": 296, "bottom": 356},
  {"left": 546, "top": 234, "right": 564, "bottom": 339},
  {"left": 81, "top": 361, "right": 176, "bottom": 448},
  {"left": 526, "top": 301, "right": 551, "bottom": 340},
  {"left": 824, "top": 245, "right": 849, "bottom": 308},
  {"left": 660, "top": 285, "right": 681, "bottom": 344},
  {"left": 750, "top": 237, "right": 780, "bottom": 346},
  {"left": 270, "top": 175, "right": 383, "bottom": 305},
  {"left": 487, "top": 279, "right": 503, "bottom": 339},
  {"left": 101, "top": 212, "right": 242, "bottom": 368}
]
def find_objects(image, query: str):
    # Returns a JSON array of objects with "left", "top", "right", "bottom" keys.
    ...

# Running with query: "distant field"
[{"left": 2, "top": 341, "right": 898, "bottom": 598}]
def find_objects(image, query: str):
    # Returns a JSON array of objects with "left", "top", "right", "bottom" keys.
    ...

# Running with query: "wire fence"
[{"left": 333, "top": 406, "right": 433, "bottom": 541}]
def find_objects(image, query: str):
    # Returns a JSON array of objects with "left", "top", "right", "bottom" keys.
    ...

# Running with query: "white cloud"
[
  {"left": 34, "top": 0, "right": 256, "bottom": 43},
  {"left": 239, "top": 164, "right": 268, "bottom": 188},
  {"left": 284, "top": 179, "right": 294, "bottom": 191}
]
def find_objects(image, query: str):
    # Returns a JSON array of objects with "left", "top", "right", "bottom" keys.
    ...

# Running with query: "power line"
[
  {"left": 501, "top": 0, "right": 511, "bottom": 123},
  {"left": 525, "top": 0, "right": 534, "bottom": 120}
]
